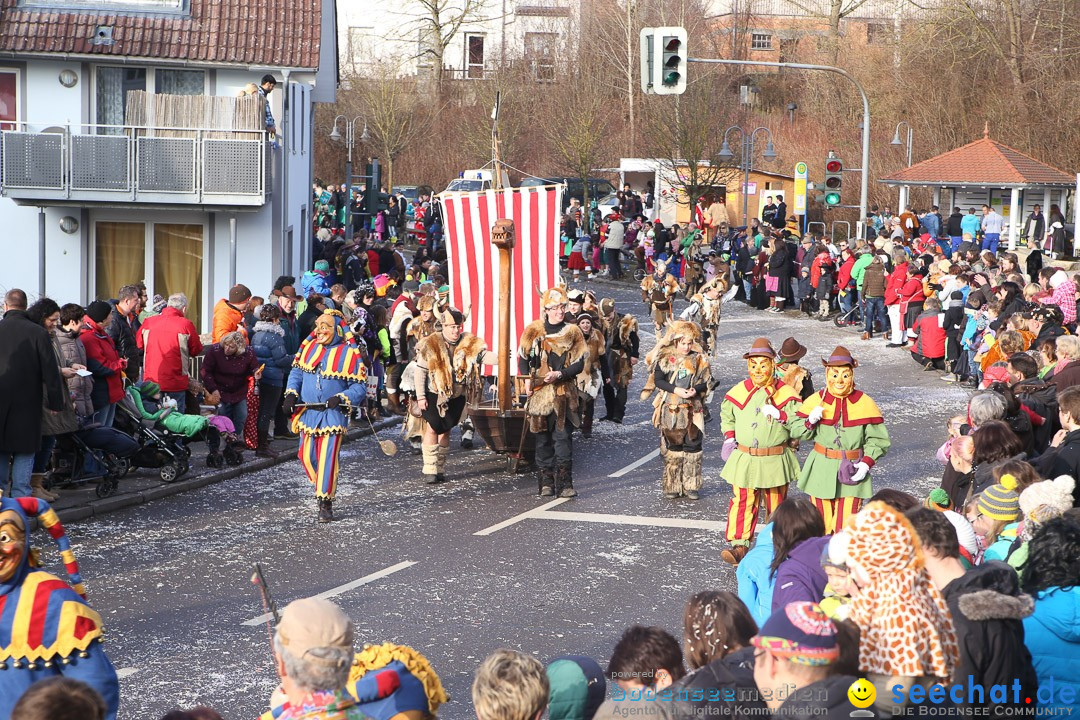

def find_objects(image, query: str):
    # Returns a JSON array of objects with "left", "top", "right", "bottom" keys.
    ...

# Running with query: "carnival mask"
[
  {"left": 0, "top": 510, "right": 26, "bottom": 583},
  {"left": 747, "top": 356, "right": 775, "bottom": 388},
  {"left": 314, "top": 314, "right": 337, "bottom": 346},
  {"left": 826, "top": 366, "right": 855, "bottom": 397}
]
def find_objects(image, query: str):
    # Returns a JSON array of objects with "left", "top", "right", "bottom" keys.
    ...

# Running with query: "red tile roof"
[
  {"left": 0, "top": 0, "right": 322, "bottom": 69},
  {"left": 879, "top": 133, "right": 1075, "bottom": 187}
]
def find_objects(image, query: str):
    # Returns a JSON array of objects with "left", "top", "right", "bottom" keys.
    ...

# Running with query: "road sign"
[{"left": 794, "top": 161, "right": 807, "bottom": 214}]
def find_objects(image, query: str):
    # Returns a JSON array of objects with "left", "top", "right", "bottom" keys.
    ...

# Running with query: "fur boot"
[
  {"left": 421, "top": 443, "right": 440, "bottom": 483},
  {"left": 435, "top": 444, "right": 449, "bottom": 483},
  {"left": 538, "top": 467, "right": 556, "bottom": 496},
  {"left": 682, "top": 451, "right": 703, "bottom": 500},
  {"left": 662, "top": 450, "right": 685, "bottom": 498},
  {"left": 556, "top": 463, "right": 577, "bottom": 498}
]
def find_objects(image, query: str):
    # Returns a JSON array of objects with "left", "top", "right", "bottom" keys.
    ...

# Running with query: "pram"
[
  {"left": 115, "top": 393, "right": 192, "bottom": 483},
  {"left": 48, "top": 424, "right": 140, "bottom": 498}
]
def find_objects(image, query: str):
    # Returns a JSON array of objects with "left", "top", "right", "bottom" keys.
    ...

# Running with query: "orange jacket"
[{"left": 212, "top": 299, "right": 247, "bottom": 343}]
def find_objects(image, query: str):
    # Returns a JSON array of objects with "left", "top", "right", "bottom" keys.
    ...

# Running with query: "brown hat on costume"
[
  {"left": 540, "top": 286, "right": 569, "bottom": 309},
  {"left": 228, "top": 284, "right": 252, "bottom": 303},
  {"left": 416, "top": 295, "right": 436, "bottom": 312},
  {"left": 822, "top": 345, "right": 858, "bottom": 368},
  {"left": 279, "top": 285, "right": 298, "bottom": 299},
  {"left": 277, "top": 597, "right": 354, "bottom": 664},
  {"left": 567, "top": 289, "right": 586, "bottom": 303},
  {"left": 600, "top": 298, "right": 615, "bottom": 316},
  {"left": 778, "top": 337, "right": 807, "bottom": 363},
  {"left": 743, "top": 337, "right": 776, "bottom": 360}
]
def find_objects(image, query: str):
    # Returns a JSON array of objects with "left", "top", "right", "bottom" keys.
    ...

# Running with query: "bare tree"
[
  {"left": 541, "top": 71, "right": 612, "bottom": 212},
  {"left": 409, "top": 0, "right": 492, "bottom": 92}
]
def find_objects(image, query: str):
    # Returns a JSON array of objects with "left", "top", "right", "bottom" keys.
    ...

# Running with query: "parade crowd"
[{"left": 1, "top": 184, "right": 1079, "bottom": 719}]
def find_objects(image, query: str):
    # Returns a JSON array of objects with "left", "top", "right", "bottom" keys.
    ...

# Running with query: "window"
[
  {"left": 95, "top": 221, "right": 146, "bottom": 302},
  {"left": 751, "top": 33, "right": 772, "bottom": 50},
  {"left": 155, "top": 69, "right": 204, "bottom": 95},
  {"left": 153, "top": 223, "right": 203, "bottom": 325},
  {"left": 525, "top": 32, "right": 557, "bottom": 81},
  {"left": 348, "top": 26, "right": 375, "bottom": 71},
  {"left": 0, "top": 68, "right": 18, "bottom": 131},
  {"left": 466, "top": 34, "right": 486, "bottom": 79},
  {"left": 866, "top": 23, "right": 886, "bottom": 45},
  {"left": 96, "top": 67, "right": 146, "bottom": 132}
]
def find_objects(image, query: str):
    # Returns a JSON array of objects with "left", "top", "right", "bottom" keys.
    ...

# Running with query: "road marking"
[
  {"left": 473, "top": 498, "right": 570, "bottom": 536},
  {"left": 536, "top": 510, "right": 726, "bottom": 532},
  {"left": 608, "top": 448, "right": 661, "bottom": 477},
  {"left": 116, "top": 667, "right": 139, "bottom": 679},
  {"left": 242, "top": 560, "right": 418, "bottom": 626}
]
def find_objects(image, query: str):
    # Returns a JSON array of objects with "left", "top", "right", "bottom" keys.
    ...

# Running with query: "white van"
[{"left": 444, "top": 169, "right": 511, "bottom": 193}]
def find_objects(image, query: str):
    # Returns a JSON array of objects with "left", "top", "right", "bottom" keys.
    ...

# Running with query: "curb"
[{"left": 56, "top": 416, "right": 403, "bottom": 524}]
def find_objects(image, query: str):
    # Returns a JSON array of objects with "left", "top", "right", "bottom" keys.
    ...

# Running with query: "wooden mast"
[{"left": 489, "top": 91, "right": 514, "bottom": 411}]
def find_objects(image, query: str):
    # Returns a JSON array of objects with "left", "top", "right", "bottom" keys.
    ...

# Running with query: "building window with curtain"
[
  {"left": 0, "top": 69, "right": 18, "bottom": 131},
  {"left": 154, "top": 69, "right": 205, "bottom": 95},
  {"left": 95, "top": 67, "right": 146, "bottom": 134},
  {"left": 95, "top": 221, "right": 146, "bottom": 301},
  {"left": 153, "top": 223, "right": 203, "bottom": 327}
]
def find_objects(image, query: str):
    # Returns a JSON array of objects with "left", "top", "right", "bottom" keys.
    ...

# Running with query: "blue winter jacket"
[
  {"left": 251, "top": 321, "right": 293, "bottom": 388},
  {"left": 300, "top": 270, "right": 332, "bottom": 298},
  {"left": 1023, "top": 586, "right": 1080, "bottom": 711},
  {"left": 736, "top": 523, "right": 775, "bottom": 627},
  {"left": 771, "top": 536, "right": 830, "bottom": 613}
]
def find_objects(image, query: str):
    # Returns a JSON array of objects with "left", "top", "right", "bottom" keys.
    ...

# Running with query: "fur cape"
[
  {"left": 647, "top": 345, "right": 712, "bottom": 437},
  {"left": 640, "top": 273, "right": 681, "bottom": 304},
  {"left": 415, "top": 333, "right": 488, "bottom": 411},
  {"left": 610, "top": 314, "right": 638, "bottom": 388},
  {"left": 779, "top": 363, "right": 809, "bottom": 396},
  {"left": 577, "top": 328, "right": 607, "bottom": 398},
  {"left": 518, "top": 319, "right": 587, "bottom": 430}
]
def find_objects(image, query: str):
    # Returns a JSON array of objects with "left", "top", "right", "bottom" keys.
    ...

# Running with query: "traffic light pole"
[{"left": 688, "top": 57, "right": 870, "bottom": 237}]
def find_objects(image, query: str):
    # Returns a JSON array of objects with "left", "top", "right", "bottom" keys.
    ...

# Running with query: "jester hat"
[{"left": 0, "top": 496, "right": 87, "bottom": 599}]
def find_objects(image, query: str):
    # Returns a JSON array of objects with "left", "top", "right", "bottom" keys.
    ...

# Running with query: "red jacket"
[
  {"left": 910, "top": 311, "right": 946, "bottom": 359},
  {"left": 809, "top": 252, "right": 834, "bottom": 289},
  {"left": 366, "top": 249, "right": 381, "bottom": 277},
  {"left": 885, "top": 262, "right": 908, "bottom": 306},
  {"left": 899, "top": 276, "right": 927, "bottom": 314},
  {"left": 80, "top": 318, "right": 125, "bottom": 405},
  {"left": 138, "top": 307, "right": 204, "bottom": 392},
  {"left": 837, "top": 256, "right": 856, "bottom": 289}
]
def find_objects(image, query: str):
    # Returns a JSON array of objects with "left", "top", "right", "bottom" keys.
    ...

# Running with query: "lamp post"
[
  {"left": 891, "top": 121, "right": 913, "bottom": 213},
  {"left": 329, "top": 115, "right": 370, "bottom": 233},
  {"left": 718, "top": 125, "right": 777, "bottom": 229}
]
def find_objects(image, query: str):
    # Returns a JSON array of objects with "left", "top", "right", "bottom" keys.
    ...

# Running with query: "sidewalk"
[{"left": 52, "top": 416, "right": 402, "bottom": 524}]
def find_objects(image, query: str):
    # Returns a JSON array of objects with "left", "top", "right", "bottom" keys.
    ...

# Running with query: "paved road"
[{"left": 63, "top": 280, "right": 969, "bottom": 719}]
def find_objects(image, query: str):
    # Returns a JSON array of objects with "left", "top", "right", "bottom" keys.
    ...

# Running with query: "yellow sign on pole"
[{"left": 794, "top": 162, "right": 808, "bottom": 214}]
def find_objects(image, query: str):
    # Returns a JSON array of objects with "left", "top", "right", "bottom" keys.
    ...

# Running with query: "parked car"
[
  {"left": 520, "top": 177, "right": 617, "bottom": 210},
  {"left": 596, "top": 193, "right": 620, "bottom": 219}
]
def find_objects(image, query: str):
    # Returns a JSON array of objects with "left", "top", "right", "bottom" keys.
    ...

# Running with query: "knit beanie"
[
  {"left": 1019, "top": 475, "right": 1075, "bottom": 520},
  {"left": 977, "top": 473, "right": 1020, "bottom": 522},
  {"left": 86, "top": 300, "right": 112, "bottom": 324},
  {"left": 924, "top": 488, "right": 951, "bottom": 512},
  {"left": 314, "top": 260, "right": 330, "bottom": 274}
]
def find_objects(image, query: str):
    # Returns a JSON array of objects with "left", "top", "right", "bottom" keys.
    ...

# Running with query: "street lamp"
[
  {"left": 719, "top": 125, "right": 778, "bottom": 228},
  {"left": 329, "top": 115, "right": 368, "bottom": 232},
  {"left": 891, "top": 121, "right": 913, "bottom": 211}
]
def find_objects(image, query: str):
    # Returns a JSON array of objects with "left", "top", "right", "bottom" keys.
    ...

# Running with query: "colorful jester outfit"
[
  {"left": 0, "top": 497, "right": 118, "bottom": 720},
  {"left": 720, "top": 339, "right": 802, "bottom": 554},
  {"left": 285, "top": 312, "right": 368, "bottom": 502},
  {"left": 792, "top": 346, "right": 891, "bottom": 533}
]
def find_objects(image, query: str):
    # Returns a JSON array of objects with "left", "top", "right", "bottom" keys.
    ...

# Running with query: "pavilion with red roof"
[{"left": 879, "top": 127, "right": 1077, "bottom": 251}]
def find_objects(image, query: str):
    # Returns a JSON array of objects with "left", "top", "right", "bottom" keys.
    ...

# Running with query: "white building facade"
[
  {"left": 338, "top": 0, "right": 582, "bottom": 79},
  {"left": 0, "top": 0, "right": 338, "bottom": 331}
]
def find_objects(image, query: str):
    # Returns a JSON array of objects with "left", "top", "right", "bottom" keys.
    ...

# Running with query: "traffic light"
[
  {"left": 824, "top": 153, "right": 842, "bottom": 207},
  {"left": 640, "top": 26, "right": 687, "bottom": 95}
]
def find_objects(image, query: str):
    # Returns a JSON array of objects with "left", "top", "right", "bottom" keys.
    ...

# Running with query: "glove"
[
  {"left": 760, "top": 404, "right": 781, "bottom": 421},
  {"left": 325, "top": 395, "right": 342, "bottom": 410},
  {"left": 721, "top": 437, "right": 737, "bottom": 461},
  {"left": 282, "top": 395, "right": 297, "bottom": 415},
  {"left": 807, "top": 406, "right": 825, "bottom": 425},
  {"left": 850, "top": 461, "right": 870, "bottom": 483}
]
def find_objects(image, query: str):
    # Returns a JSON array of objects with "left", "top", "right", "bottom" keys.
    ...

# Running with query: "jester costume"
[
  {"left": 0, "top": 497, "right": 118, "bottom": 719},
  {"left": 285, "top": 311, "right": 368, "bottom": 522},
  {"left": 792, "top": 346, "right": 891, "bottom": 533},
  {"left": 719, "top": 338, "right": 802, "bottom": 564},
  {"left": 640, "top": 260, "right": 681, "bottom": 333},
  {"left": 262, "top": 643, "right": 448, "bottom": 720},
  {"left": 642, "top": 321, "right": 712, "bottom": 500},
  {"left": 412, "top": 307, "right": 493, "bottom": 483},
  {"left": 519, "top": 287, "right": 587, "bottom": 498},
  {"left": 600, "top": 299, "right": 639, "bottom": 424}
]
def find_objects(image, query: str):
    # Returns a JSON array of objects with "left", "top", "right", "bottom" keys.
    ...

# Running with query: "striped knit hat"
[{"left": 977, "top": 473, "right": 1020, "bottom": 522}]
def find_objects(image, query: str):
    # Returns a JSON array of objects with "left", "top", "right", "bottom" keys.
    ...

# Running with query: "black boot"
[
  {"left": 556, "top": 463, "right": 577, "bottom": 498},
  {"left": 317, "top": 497, "right": 333, "bottom": 523},
  {"left": 538, "top": 468, "right": 555, "bottom": 496},
  {"left": 581, "top": 400, "right": 594, "bottom": 439}
]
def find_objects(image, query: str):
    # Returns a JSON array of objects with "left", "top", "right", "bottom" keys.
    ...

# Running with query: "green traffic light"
[
  {"left": 663, "top": 70, "right": 681, "bottom": 85},
  {"left": 824, "top": 192, "right": 840, "bottom": 206}
]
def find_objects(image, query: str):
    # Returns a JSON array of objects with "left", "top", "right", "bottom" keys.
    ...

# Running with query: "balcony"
[{"left": 0, "top": 123, "right": 268, "bottom": 208}]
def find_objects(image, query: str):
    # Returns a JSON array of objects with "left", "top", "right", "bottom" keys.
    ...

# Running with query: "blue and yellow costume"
[
  {"left": 0, "top": 497, "right": 118, "bottom": 719},
  {"left": 285, "top": 311, "right": 367, "bottom": 500}
]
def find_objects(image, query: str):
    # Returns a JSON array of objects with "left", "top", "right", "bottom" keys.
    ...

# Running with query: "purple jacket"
[
  {"left": 200, "top": 343, "right": 257, "bottom": 403},
  {"left": 770, "top": 536, "right": 830, "bottom": 613}
]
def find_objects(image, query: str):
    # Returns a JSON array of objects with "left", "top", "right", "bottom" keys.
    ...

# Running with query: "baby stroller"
[
  {"left": 115, "top": 392, "right": 193, "bottom": 483},
  {"left": 48, "top": 423, "right": 140, "bottom": 498}
]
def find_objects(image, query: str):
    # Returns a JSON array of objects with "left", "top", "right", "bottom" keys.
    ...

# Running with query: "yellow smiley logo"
[{"left": 847, "top": 678, "right": 876, "bottom": 709}]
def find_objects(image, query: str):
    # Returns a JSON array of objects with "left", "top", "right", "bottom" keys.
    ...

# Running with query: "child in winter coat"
[
  {"left": 125, "top": 382, "right": 243, "bottom": 467},
  {"left": 818, "top": 532, "right": 853, "bottom": 621},
  {"left": 735, "top": 522, "right": 774, "bottom": 626},
  {"left": 809, "top": 249, "right": 834, "bottom": 320},
  {"left": 973, "top": 474, "right": 1021, "bottom": 561}
]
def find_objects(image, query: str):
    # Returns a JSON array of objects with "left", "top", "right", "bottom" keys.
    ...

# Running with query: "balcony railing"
[{"left": 0, "top": 123, "right": 267, "bottom": 207}]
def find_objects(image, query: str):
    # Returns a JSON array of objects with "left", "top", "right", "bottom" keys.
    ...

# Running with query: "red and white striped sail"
[{"left": 440, "top": 185, "right": 564, "bottom": 374}]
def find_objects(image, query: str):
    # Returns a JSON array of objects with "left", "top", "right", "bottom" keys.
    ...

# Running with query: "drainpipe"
[
  {"left": 38, "top": 207, "right": 46, "bottom": 297},
  {"left": 229, "top": 216, "right": 238, "bottom": 287},
  {"left": 280, "top": 70, "right": 292, "bottom": 278}
]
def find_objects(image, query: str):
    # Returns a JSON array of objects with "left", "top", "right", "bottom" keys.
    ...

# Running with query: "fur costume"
[
  {"left": 415, "top": 332, "right": 488, "bottom": 415},
  {"left": 640, "top": 273, "right": 681, "bottom": 331},
  {"left": 609, "top": 314, "right": 638, "bottom": 388},
  {"left": 518, "top": 319, "right": 587, "bottom": 432},
  {"left": 577, "top": 328, "right": 607, "bottom": 399},
  {"left": 647, "top": 344, "right": 712, "bottom": 447},
  {"left": 779, "top": 363, "right": 810, "bottom": 396}
]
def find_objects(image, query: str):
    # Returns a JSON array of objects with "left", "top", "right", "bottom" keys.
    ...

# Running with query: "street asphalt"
[{"left": 59, "top": 277, "right": 970, "bottom": 719}]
